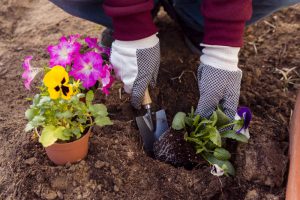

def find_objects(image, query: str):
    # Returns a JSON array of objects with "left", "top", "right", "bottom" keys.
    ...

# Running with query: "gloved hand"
[
  {"left": 195, "top": 45, "right": 242, "bottom": 119},
  {"left": 110, "top": 34, "right": 160, "bottom": 109}
]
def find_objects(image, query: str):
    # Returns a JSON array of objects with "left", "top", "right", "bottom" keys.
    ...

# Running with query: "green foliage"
[
  {"left": 25, "top": 91, "right": 112, "bottom": 147},
  {"left": 221, "top": 130, "right": 249, "bottom": 143},
  {"left": 171, "top": 112, "right": 186, "bottom": 130},
  {"left": 172, "top": 107, "right": 248, "bottom": 176}
]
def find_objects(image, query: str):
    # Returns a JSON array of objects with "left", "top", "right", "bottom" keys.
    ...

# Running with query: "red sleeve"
[
  {"left": 201, "top": 0, "right": 252, "bottom": 47},
  {"left": 103, "top": 0, "right": 157, "bottom": 41}
]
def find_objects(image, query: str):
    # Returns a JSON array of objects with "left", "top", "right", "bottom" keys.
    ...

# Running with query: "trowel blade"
[
  {"left": 136, "top": 114, "right": 156, "bottom": 153},
  {"left": 154, "top": 109, "right": 168, "bottom": 140},
  {"left": 136, "top": 109, "right": 169, "bottom": 153}
]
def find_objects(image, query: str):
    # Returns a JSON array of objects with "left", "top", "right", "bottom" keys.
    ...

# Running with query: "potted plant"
[
  {"left": 154, "top": 107, "right": 252, "bottom": 176},
  {"left": 22, "top": 34, "right": 114, "bottom": 165}
]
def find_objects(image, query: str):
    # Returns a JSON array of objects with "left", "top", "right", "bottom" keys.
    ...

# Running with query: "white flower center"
[{"left": 60, "top": 47, "right": 69, "bottom": 59}]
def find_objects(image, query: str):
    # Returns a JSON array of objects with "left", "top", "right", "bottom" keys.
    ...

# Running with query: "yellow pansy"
[{"left": 43, "top": 66, "right": 73, "bottom": 100}]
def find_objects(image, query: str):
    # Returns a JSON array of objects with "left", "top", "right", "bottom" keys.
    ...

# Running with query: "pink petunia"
[
  {"left": 47, "top": 35, "right": 81, "bottom": 67},
  {"left": 85, "top": 37, "right": 99, "bottom": 49},
  {"left": 85, "top": 37, "right": 111, "bottom": 56},
  {"left": 99, "top": 64, "right": 114, "bottom": 95},
  {"left": 60, "top": 34, "right": 81, "bottom": 44},
  {"left": 22, "top": 56, "right": 43, "bottom": 90},
  {"left": 69, "top": 52, "right": 103, "bottom": 89}
]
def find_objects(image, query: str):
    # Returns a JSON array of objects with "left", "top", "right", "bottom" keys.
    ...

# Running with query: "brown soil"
[{"left": 0, "top": 1, "right": 299, "bottom": 199}]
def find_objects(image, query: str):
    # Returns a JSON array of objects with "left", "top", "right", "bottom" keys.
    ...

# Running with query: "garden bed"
[{"left": 0, "top": 1, "right": 299, "bottom": 199}]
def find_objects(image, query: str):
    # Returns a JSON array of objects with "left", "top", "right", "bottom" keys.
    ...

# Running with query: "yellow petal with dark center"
[
  {"left": 61, "top": 84, "right": 73, "bottom": 100},
  {"left": 43, "top": 66, "right": 69, "bottom": 88},
  {"left": 48, "top": 87, "right": 60, "bottom": 99}
]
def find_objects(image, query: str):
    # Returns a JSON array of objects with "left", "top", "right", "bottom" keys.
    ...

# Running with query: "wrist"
[
  {"left": 103, "top": 0, "right": 157, "bottom": 41},
  {"left": 200, "top": 44, "right": 240, "bottom": 71},
  {"left": 114, "top": 34, "right": 159, "bottom": 49}
]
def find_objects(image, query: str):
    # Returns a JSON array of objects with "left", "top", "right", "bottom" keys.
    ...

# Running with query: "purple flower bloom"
[
  {"left": 47, "top": 35, "right": 81, "bottom": 67},
  {"left": 69, "top": 52, "right": 103, "bottom": 89},
  {"left": 22, "top": 56, "right": 42, "bottom": 90},
  {"left": 234, "top": 107, "right": 252, "bottom": 138}
]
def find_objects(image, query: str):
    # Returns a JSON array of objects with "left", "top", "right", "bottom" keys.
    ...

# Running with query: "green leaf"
[
  {"left": 184, "top": 117, "right": 193, "bottom": 127},
  {"left": 221, "top": 130, "right": 249, "bottom": 143},
  {"left": 86, "top": 90, "right": 94, "bottom": 106},
  {"left": 89, "top": 104, "right": 108, "bottom": 117},
  {"left": 208, "top": 127, "right": 222, "bottom": 147},
  {"left": 202, "top": 152, "right": 235, "bottom": 176},
  {"left": 209, "top": 111, "right": 218, "bottom": 126},
  {"left": 194, "top": 119, "right": 212, "bottom": 134},
  {"left": 25, "top": 123, "right": 35, "bottom": 132},
  {"left": 56, "top": 111, "right": 73, "bottom": 119},
  {"left": 25, "top": 108, "right": 38, "bottom": 121},
  {"left": 30, "top": 116, "right": 45, "bottom": 127},
  {"left": 172, "top": 112, "right": 186, "bottom": 130},
  {"left": 193, "top": 115, "right": 201, "bottom": 127},
  {"left": 37, "top": 96, "right": 51, "bottom": 106},
  {"left": 39, "top": 125, "right": 59, "bottom": 147},
  {"left": 213, "top": 148, "right": 231, "bottom": 160},
  {"left": 76, "top": 93, "right": 85, "bottom": 99},
  {"left": 189, "top": 107, "right": 195, "bottom": 118},
  {"left": 53, "top": 126, "right": 68, "bottom": 141},
  {"left": 215, "top": 107, "right": 231, "bottom": 128},
  {"left": 95, "top": 116, "right": 113, "bottom": 127},
  {"left": 32, "top": 94, "right": 41, "bottom": 106}
]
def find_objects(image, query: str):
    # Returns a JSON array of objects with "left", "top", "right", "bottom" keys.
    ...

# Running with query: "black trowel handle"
[{"left": 142, "top": 88, "right": 152, "bottom": 108}]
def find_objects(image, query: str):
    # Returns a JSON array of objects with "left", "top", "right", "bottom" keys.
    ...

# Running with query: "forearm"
[
  {"left": 103, "top": 0, "right": 157, "bottom": 41},
  {"left": 201, "top": 0, "right": 252, "bottom": 47}
]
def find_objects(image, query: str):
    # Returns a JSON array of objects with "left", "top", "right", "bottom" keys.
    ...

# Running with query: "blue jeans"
[{"left": 50, "top": 0, "right": 299, "bottom": 32}]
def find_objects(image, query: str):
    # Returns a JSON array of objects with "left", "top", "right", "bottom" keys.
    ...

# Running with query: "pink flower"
[
  {"left": 85, "top": 37, "right": 98, "bottom": 49},
  {"left": 61, "top": 34, "right": 81, "bottom": 44},
  {"left": 85, "top": 37, "right": 111, "bottom": 56},
  {"left": 47, "top": 35, "right": 81, "bottom": 67},
  {"left": 69, "top": 52, "right": 103, "bottom": 89},
  {"left": 22, "top": 56, "right": 42, "bottom": 90},
  {"left": 100, "top": 64, "right": 114, "bottom": 95}
]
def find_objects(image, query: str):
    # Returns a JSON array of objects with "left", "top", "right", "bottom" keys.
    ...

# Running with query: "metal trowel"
[{"left": 136, "top": 88, "right": 169, "bottom": 153}]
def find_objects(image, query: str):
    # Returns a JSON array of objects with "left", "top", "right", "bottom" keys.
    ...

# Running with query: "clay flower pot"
[
  {"left": 45, "top": 129, "right": 92, "bottom": 165},
  {"left": 286, "top": 92, "right": 300, "bottom": 200}
]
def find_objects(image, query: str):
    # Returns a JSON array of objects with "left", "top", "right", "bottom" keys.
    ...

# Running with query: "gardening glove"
[
  {"left": 195, "top": 45, "right": 242, "bottom": 119},
  {"left": 110, "top": 34, "right": 160, "bottom": 109}
]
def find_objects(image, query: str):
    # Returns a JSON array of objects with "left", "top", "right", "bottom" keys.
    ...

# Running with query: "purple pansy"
[
  {"left": 22, "top": 56, "right": 42, "bottom": 90},
  {"left": 234, "top": 107, "right": 252, "bottom": 138},
  {"left": 47, "top": 35, "right": 81, "bottom": 67},
  {"left": 69, "top": 52, "right": 103, "bottom": 89}
]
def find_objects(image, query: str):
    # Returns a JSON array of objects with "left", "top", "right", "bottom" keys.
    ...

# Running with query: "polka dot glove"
[
  {"left": 110, "top": 34, "right": 160, "bottom": 109},
  {"left": 195, "top": 64, "right": 242, "bottom": 119}
]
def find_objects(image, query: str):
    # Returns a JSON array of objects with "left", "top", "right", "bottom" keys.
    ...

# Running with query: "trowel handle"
[{"left": 142, "top": 88, "right": 152, "bottom": 107}]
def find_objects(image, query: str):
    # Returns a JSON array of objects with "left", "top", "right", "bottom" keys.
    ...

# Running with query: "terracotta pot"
[
  {"left": 45, "top": 129, "right": 91, "bottom": 165},
  {"left": 286, "top": 92, "right": 300, "bottom": 200}
]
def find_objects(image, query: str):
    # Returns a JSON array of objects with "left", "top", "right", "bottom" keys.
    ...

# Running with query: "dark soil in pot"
[{"left": 0, "top": 2, "right": 299, "bottom": 199}]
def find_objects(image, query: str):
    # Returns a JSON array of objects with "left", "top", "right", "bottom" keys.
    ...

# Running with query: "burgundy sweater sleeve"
[
  {"left": 201, "top": 0, "right": 252, "bottom": 47},
  {"left": 103, "top": 0, "right": 157, "bottom": 41}
]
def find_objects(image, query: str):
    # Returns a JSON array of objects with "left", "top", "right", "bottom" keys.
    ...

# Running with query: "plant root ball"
[{"left": 153, "top": 129, "right": 205, "bottom": 168}]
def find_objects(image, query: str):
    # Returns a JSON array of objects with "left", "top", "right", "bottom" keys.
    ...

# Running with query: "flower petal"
[
  {"left": 237, "top": 107, "right": 252, "bottom": 129},
  {"left": 43, "top": 66, "right": 68, "bottom": 88},
  {"left": 210, "top": 164, "right": 224, "bottom": 176}
]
